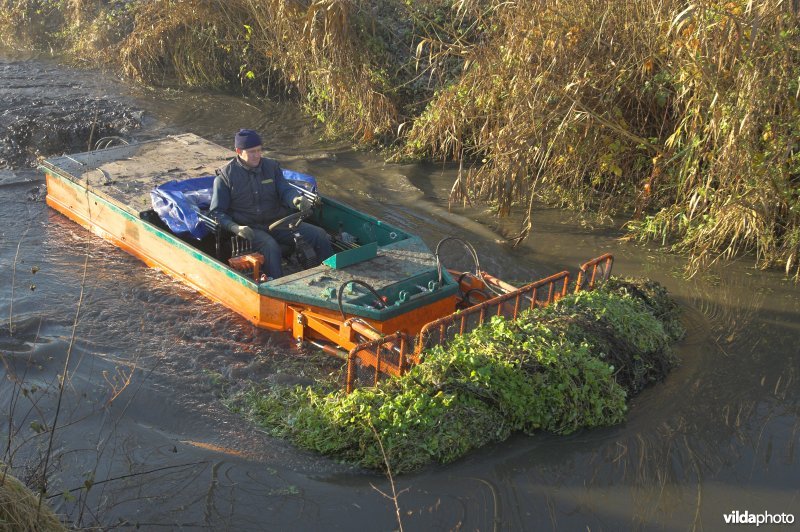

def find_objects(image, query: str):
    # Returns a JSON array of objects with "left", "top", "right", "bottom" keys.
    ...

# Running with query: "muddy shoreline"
[{"left": 0, "top": 57, "right": 142, "bottom": 169}]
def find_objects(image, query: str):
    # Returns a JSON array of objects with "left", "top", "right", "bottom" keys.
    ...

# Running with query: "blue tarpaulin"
[
  {"left": 150, "top": 176, "right": 214, "bottom": 239},
  {"left": 150, "top": 170, "right": 318, "bottom": 240}
]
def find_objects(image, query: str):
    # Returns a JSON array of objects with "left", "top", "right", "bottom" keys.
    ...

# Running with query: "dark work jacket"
[{"left": 209, "top": 156, "right": 300, "bottom": 231}]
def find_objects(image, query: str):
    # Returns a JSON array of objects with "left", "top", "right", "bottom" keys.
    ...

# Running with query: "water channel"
[{"left": 1, "top": 53, "right": 798, "bottom": 530}]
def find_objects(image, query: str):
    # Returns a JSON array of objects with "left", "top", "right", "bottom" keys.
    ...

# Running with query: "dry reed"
[
  {"left": 1, "top": 0, "right": 798, "bottom": 279},
  {"left": 0, "top": 463, "right": 66, "bottom": 532},
  {"left": 403, "top": 0, "right": 800, "bottom": 279}
]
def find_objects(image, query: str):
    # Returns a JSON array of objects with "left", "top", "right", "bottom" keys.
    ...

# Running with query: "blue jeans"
[{"left": 250, "top": 222, "right": 333, "bottom": 278}]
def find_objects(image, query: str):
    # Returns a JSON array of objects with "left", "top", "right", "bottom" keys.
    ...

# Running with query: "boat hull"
[{"left": 44, "top": 170, "right": 456, "bottom": 334}]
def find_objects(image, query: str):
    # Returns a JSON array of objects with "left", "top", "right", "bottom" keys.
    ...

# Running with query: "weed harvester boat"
[{"left": 40, "top": 134, "right": 613, "bottom": 392}]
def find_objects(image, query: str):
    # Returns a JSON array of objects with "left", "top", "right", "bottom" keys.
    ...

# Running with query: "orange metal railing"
[
  {"left": 575, "top": 253, "right": 614, "bottom": 292},
  {"left": 343, "top": 253, "right": 614, "bottom": 393},
  {"left": 346, "top": 331, "right": 411, "bottom": 393},
  {"left": 413, "top": 269, "right": 570, "bottom": 359}
]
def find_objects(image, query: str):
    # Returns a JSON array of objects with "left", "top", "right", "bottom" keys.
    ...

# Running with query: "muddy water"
[{"left": 1, "top": 54, "right": 798, "bottom": 530}]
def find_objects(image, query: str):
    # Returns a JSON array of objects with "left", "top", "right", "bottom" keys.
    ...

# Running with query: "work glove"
[
  {"left": 292, "top": 195, "right": 314, "bottom": 212},
  {"left": 231, "top": 224, "right": 255, "bottom": 241}
]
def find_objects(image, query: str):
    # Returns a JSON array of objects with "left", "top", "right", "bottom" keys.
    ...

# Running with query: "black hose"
[
  {"left": 435, "top": 236, "right": 481, "bottom": 286},
  {"left": 457, "top": 271, "right": 475, "bottom": 286},
  {"left": 463, "top": 288, "right": 490, "bottom": 306},
  {"left": 338, "top": 279, "right": 386, "bottom": 320}
]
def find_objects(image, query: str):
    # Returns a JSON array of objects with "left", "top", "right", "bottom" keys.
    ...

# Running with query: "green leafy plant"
[{"left": 230, "top": 277, "right": 682, "bottom": 473}]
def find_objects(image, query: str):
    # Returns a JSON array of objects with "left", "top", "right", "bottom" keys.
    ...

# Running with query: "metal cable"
[
  {"left": 434, "top": 236, "right": 481, "bottom": 286},
  {"left": 338, "top": 279, "right": 386, "bottom": 320}
]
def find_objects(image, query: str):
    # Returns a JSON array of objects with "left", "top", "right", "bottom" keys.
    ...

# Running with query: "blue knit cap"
[{"left": 234, "top": 129, "right": 262, "bottom": 150}]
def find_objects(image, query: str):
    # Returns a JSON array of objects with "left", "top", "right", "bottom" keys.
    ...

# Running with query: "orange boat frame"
[{"left": 40, "top": 134, "right": 614, "bottom": 392}]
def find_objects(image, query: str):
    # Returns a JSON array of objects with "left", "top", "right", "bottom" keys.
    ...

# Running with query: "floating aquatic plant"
[{"left": 230, "top": 277, "right": 683, "bottom": 473}]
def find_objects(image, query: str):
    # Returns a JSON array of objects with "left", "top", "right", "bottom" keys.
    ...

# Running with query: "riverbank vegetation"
[
  {"left": 2, "top": 0, "right": 798, "bottom": 280},
  {"left": 1, "top": 463, "right": 66, "bottom": 531},
  {"left": 228, "top": 277, "right": 683, "bottom": 473}
]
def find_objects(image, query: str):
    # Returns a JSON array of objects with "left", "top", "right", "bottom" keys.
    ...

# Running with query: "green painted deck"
[
  {"left": 263, "top": 236, "right": 455, "bottom": 318},
  {"left": 323, "top": 242, "right": 378, "bottom": 269}
]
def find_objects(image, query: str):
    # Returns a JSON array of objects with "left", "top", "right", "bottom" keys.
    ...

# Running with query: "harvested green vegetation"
[{"left": 229, "top": 278, "right": 683, "bottom": 473}]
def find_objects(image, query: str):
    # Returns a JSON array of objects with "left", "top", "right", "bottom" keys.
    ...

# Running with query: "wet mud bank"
[{"left": 0, "top": 57, "right": 142, "bottom": 169}]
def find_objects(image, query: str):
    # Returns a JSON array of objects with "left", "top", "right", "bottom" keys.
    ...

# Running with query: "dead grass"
[
  {"left": 0, "top": 464, "right": 66, "bottom": 532},
  {"left": 116, "top": 0, "right": 397, "bottom": 142},
  {"left": 2, "top": 0, "right": 799, "bottom": 279},
  {"left": 403, "top": 0, "right": 800, "bottom": 279}
]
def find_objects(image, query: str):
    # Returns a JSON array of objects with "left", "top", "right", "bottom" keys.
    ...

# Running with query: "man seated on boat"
[{"left": 210, "top": 128, "right": 333, "bottom": 279}]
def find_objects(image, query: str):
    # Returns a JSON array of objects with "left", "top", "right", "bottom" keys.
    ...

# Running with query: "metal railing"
[
  {"left": 344, "top": 254, "right": 614, "bottom": 393},
  {"left": 346, "top": 331, "right": 411, "bottom": 393},
  {"left": 413, "top": 270, "right": 570, "bottom": 358},
  {"left": 575, "top": 253, "right": 614, "bottom": 292}
]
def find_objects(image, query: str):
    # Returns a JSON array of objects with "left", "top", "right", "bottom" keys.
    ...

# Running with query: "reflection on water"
[{"left": 1, "top": 56, "right": 798, "bottom": 530}]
